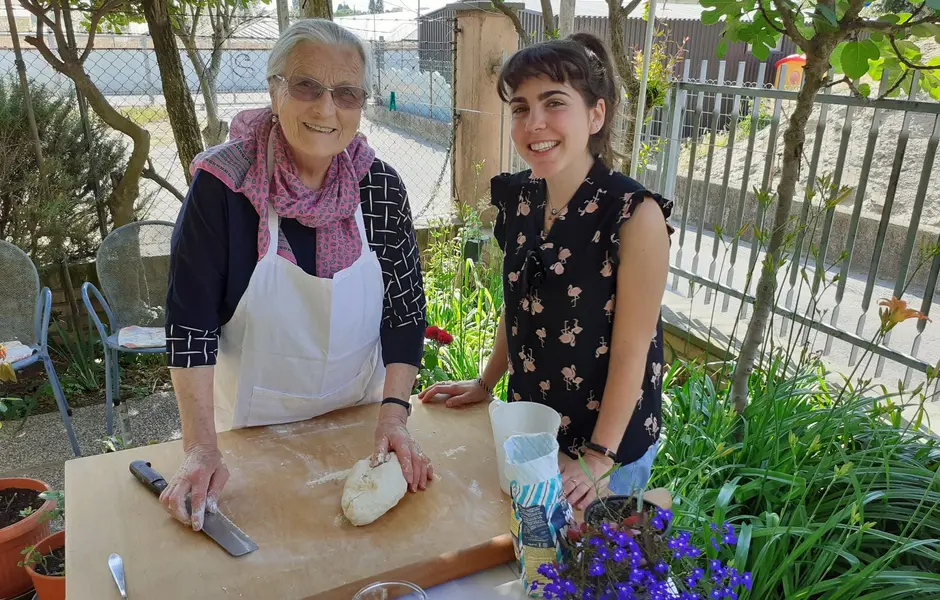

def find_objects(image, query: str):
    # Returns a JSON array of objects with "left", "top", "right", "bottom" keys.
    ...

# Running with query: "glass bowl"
[{"left": 352, "top": 581, "right": 428, "bottom": 600}]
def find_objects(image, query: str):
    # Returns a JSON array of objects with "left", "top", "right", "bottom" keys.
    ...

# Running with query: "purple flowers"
[{"left": 532, "top": 510, "right": 753, "bottom": 600}]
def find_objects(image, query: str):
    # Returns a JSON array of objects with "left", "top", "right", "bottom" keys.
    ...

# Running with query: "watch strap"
[{"left": 381, "top": 397, "right": 412, "bottom": 416}]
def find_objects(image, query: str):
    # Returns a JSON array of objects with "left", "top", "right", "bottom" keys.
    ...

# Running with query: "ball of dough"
[{"left": 342, "top": 453, "right": 408, "bottom": 526}]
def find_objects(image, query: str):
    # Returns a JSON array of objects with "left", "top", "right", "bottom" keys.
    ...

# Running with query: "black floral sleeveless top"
[{"left": 491, "top": 159, "right": 674, "bottom": 466}]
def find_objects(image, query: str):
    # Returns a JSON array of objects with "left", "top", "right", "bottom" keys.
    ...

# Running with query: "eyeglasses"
[{"left": 273, "top": 74, "right": 368, "bottom": 109}]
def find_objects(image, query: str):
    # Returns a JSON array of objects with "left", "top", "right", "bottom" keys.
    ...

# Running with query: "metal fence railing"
[
  {"left": 631, "top": 60, "right": 940, "bottom": 388},
  {"left": 499, "top": 58, "right": 939, "bottom": 387},
  {"left": 0, "top": 11, "right": 456, "bottom": 267}
]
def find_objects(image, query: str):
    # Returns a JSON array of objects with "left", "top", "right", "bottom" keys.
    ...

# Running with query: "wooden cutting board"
[{"left": 64, "top": 399, "right": 515, "bottom": 599}]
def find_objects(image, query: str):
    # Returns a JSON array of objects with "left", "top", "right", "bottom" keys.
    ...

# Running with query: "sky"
[{"left": 333, "top": 0, "right": 452, "bottom": 16}]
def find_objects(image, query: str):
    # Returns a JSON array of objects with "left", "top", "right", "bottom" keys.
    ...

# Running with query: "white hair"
[{"left": 267, "top": 18, "right": 374, "bottom": 91}]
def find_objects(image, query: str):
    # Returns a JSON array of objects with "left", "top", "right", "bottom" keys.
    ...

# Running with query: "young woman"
[{"left": 420, "top": 32, "right": 673, "bottom": 510}]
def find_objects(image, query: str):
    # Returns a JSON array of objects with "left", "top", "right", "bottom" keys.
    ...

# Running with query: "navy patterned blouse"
[{"left": 491, "top": 158, "right": 674, "bottom": 466}]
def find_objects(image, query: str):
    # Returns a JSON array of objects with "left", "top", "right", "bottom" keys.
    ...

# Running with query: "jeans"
[{"left": 607, "top": 440, "right": 660, "bottom": 496}]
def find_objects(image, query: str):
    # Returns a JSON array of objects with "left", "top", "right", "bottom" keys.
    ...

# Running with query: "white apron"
[{"left": 212, "top": 133, "right": 386, "bottom": 432}]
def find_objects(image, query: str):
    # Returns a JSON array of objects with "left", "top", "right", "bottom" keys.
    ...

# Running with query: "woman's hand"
[
  {"left": 418, "top": 379, "right": 491, "bottom": 408},
  {"left": 372, "top": 414, "right": 434, "bottom": 492},
  {"left": 159, "top": 444, "right": 230, "bottom": 531},
  {"left": 560, "top": 452, "right": 614, "bottom": 511}
]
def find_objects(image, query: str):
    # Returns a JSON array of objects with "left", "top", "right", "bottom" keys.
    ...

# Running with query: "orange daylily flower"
[{"left": 878, "top": 297, "right": 931, "bottom": 331}]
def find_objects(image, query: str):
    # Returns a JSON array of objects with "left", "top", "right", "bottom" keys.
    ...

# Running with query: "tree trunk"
[
  {"left": 303, "top": 0, "right": 333, "bottom": 20},
  {"left": 141, "top": 0, "right": 203, "bottom": 183},
  {"left": 539, "top": 0, "right": 555, "bottom": 37},
  {"left": 606, "top": 0, "right": 642, "bottom": 172},
  {"left": 202, "top": 34, "right": 228, "bottom": 146},
  {"left": 729, "top": 53, "right": 831, "bottom": 414}
]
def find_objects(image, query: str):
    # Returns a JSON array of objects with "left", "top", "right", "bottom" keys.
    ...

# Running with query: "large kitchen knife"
[{"left": 129, "top": 460, "right": 258, "bottom": 557}]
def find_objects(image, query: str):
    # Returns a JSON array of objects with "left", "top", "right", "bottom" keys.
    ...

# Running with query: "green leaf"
[
  {"left": 734, "top": 523, "right": 753, "bottom": 572},
  {"left": 717, "top": 38, "right": 729, "bottom": 58},
  {"left": 830, "top": 42, "right": 845, "bottom": 72},
  {"left": 817, "top": 4, "right": 838, "bottom": 26},
  {"left": 841, "top": 40, "right": 880, "bottom": 79},
  {"left": 702, "top": 8, "right": 723, "bottom": 25},
  {"left": 859, "top": 83, "right": 872, "bottom": 97},
  {"left": 750, "top": 41, "right": 771, "bottom": 62}
]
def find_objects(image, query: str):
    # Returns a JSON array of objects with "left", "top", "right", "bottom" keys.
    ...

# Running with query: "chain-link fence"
[{"left": 0, "top": 7, "right": 456, "bottom": 267}]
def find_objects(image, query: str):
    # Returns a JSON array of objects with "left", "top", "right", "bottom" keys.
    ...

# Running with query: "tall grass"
[
  {"left": 422, "top": 214, "right": 506, "bottom": 396},
  {"left": 654, "top": 326, "right": 940, "bottom": 598}
]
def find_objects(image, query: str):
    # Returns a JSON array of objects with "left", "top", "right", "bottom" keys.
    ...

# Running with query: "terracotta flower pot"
[
  {"left": 25, "top": 530, "right": 65, "bottom": 600},
  {"left": 0, "top": 478, "right": 55, "bottom": 599}
]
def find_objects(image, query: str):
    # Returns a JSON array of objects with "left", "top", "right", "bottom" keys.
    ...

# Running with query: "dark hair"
[{"left": 497, "top": 32, "right": 620, "bottom": 167}]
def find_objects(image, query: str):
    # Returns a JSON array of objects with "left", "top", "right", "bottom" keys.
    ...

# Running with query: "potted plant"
[
  {"left": 0, "top": 478, "right": 56, "bottom": 598},
  {"left": 532, "top": 490, "right": 753, "bottom": 599},
  {"left": 20, "top": 490, "right": 64, "bottom": 600}
]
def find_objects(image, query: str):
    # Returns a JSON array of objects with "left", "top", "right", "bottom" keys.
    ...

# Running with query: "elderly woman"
[{"left": 161, "top": 18, "right": 432, "bottom": 531}]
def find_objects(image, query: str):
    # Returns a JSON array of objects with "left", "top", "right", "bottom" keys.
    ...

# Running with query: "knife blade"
[{"left": 129, "top": 460, "right": 258, "bottom": 557}]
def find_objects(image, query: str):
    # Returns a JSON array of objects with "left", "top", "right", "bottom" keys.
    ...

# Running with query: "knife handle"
[{"left": 130, "top": 460, "right": 169, "bottom": 496}]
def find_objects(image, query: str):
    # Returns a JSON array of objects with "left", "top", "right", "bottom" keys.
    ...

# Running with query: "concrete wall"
[
  {"left": 365, "top": 105, "right": 451, "bottom": 147},
  {"left": 671, "top": 174, "right": 940, "bottom": 291},
  {"left": 452, "top": 3, "right": 519, "bottom": 210}
]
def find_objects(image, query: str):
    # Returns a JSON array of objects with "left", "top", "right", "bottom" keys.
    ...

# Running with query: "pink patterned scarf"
[{"left": 189, "top": 107, "right": 376, "bottom": 278}]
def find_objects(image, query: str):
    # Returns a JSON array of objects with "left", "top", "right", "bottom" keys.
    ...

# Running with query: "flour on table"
[
  {"left": 342, "top": 453, "right": 407, "bottom": 526},
  {"left": 306, "top": 468, "right": 352, "bottom": 487},
  {"left": 469, "top": 480, "right": 483, "bottom": 497},
  {"left": 442, "top": 446, "right": 466, "bottom": 458}
]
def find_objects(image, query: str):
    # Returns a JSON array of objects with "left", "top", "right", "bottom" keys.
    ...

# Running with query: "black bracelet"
[
  {"left": 583, "top": 441, "right": 617, "bottom": 462},
  {"left": 381, "top": 397, "right": 412, "bottom": 416},
  {"left": 476, "top": 377, "right": 494, "bottom": 396}
]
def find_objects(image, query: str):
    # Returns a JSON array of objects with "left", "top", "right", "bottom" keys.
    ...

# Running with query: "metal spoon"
[{"left": 108, "top": 553, "right": 127, "bottom": 599}]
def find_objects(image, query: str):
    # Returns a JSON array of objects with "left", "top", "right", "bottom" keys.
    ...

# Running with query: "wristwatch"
[
  {"left": 476, "top": 377, "right": 494, "bottom": 397},
  {"left": 381, "top": 397, "right": 412, "bottom": 416}
]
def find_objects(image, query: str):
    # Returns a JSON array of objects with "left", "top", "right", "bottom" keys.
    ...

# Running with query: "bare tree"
[
  {"left": 171, "top": 0, "right": 261, "bottom": 146},
  {"left": 19, "top": 0, "right": 149, "bottom": 227},
  {"left": 302, "top": 0, "right": 332, "bottom": 20},
  {"left": 142, "top": 0, "right": 203, "bottom": 182}
]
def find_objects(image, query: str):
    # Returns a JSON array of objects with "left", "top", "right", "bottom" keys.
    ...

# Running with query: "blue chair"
[
  {"left": 0, "top": 240, "right": 81, "bottom": 456},
  {"left": 81, "top": 220, "right": 174, "bottom": 437}
]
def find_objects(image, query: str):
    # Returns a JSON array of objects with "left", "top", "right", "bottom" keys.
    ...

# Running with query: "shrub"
[{"left": 0, "top": 76, "right": 126, "bottom": 266}]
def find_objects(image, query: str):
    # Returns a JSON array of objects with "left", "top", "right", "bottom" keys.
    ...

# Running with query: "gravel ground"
[{"left": 0, "top": 391, "right": 181, "bottom": 487}]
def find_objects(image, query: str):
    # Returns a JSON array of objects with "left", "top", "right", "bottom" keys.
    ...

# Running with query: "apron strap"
[
  {"left": 353, "top": 206, "right": 369, "bottom": 247},
  {"left": 264, "top": 130, "right": 281, "bottom": 260}
]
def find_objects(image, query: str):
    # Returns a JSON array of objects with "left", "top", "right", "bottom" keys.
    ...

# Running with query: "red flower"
[
  {"left": 437, "top": 331, "right": 454, "bottom": 345},
  {"left": 425, "top": 326, "right": 441, "bottom": 340}
]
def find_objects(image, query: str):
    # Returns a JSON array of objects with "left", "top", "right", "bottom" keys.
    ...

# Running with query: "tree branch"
[
  {"left": 142, "top": 159, "right": 186, "bottom": 203},
  {"left": 770, "top": 0, "right": 809, "bottom": 47},
  {"left": 889, "top": 35, "right": 940, "bottom": 71},
  {"left": 23, "top": 29, "right": 66, "bottom": 72},
  {"left": 879, "top": 70, "right": 910, "bottom": 99},
  {"left": 17, "top": 0, "right": 57, "bottom": 33},
  {"left": 491, "top": 0, "right": 531, "bottom": 46},
  {"left": 81, "top": 0, "right": 127, "bottom": 64},
  {"left": 846, "top": 7, "right": 938, "bottom": 35},
  {"left": 756, "top": 0, "right": 787, "bottom": 36}
]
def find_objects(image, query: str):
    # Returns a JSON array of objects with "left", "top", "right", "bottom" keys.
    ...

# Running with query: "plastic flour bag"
[{"left": 504, "top": 432, "right": 572, "bottom": 596}]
